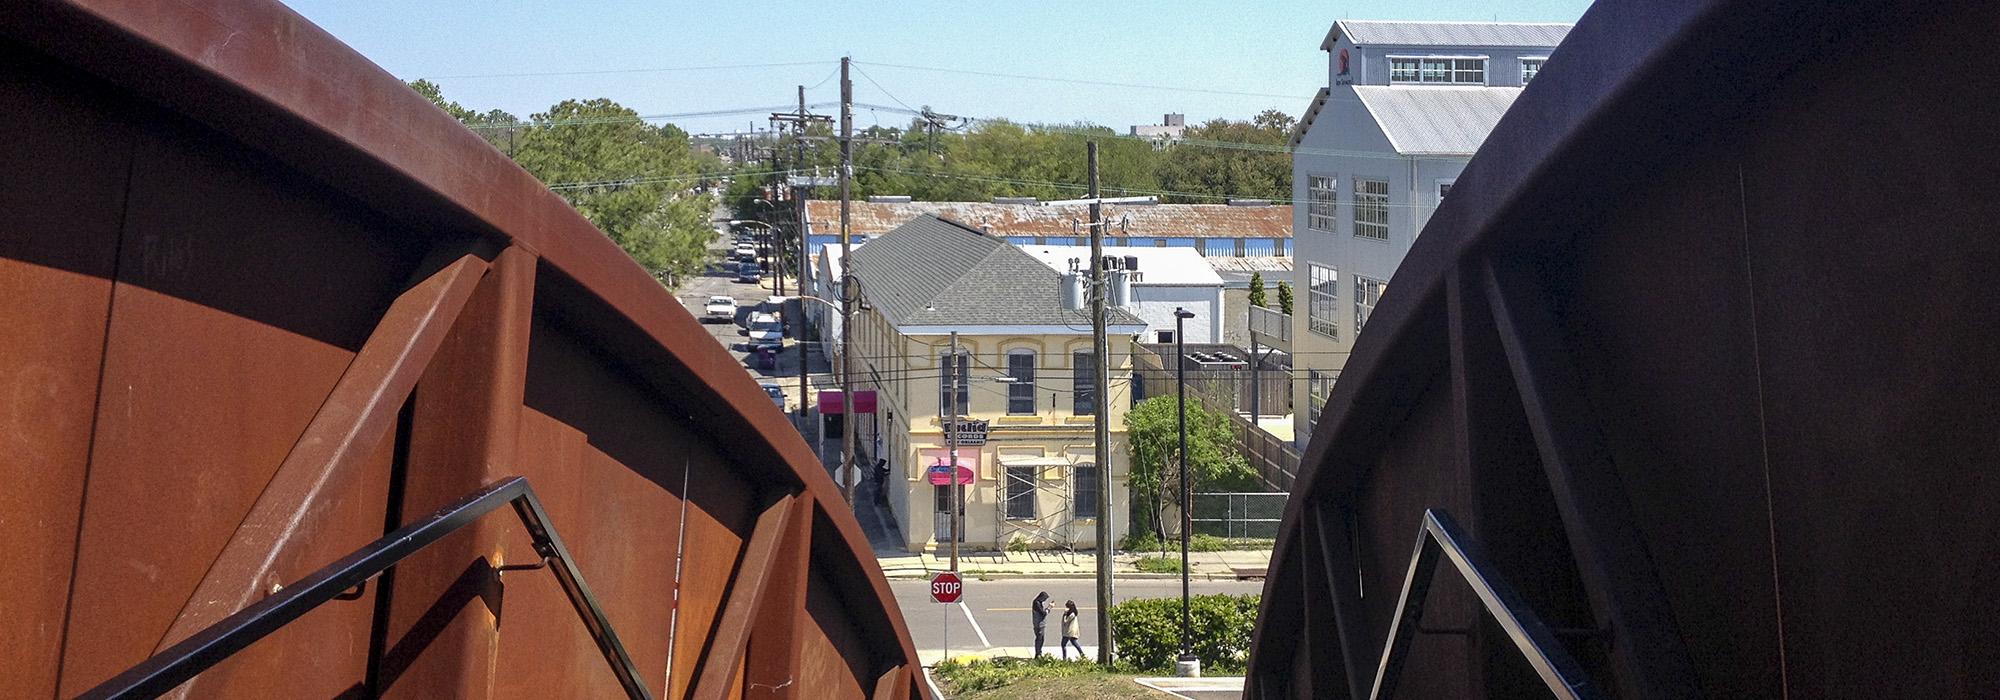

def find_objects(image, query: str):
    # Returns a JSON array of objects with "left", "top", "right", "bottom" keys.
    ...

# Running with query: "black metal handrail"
[
  {"left": 77, "top": 477, "right": 653, "bottom": 700},
  {"left": 1368, "top": 509, "right": 1603, "bottom": 700}
]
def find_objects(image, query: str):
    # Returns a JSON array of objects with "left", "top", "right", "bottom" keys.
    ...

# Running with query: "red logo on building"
[{"left": 1339, "top": 48, "right": 1350, "bottom": 75}]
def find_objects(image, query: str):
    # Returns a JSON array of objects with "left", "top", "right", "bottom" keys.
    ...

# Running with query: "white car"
[
  {"left": 759, "top": 383, "right": 785, "bottom": 408},
  {"left": 746, "top": 313, "right": 785, "bottom": 347},
  {"left": 701, "top": 295, "right": 735, "bottom": 323}
]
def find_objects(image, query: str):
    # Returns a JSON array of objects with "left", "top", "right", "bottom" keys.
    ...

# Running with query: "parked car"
[
  {"left": 747, "top": 345, "right": 779, "bottom": 370},
  {"left": 701, "top": 295, "right": 734, "bottom": 323},
  {"left": 746, "top": 313, "right": 785, "bottom": 347},
  {"left": 759, "top": 382, "right": 785, "bottom": 408},
  {"left": 735, "top": 264, "right": 763, "bottom": 284},
  {"left": 733, "top": 244, "right": 756, "bottom": 260}
]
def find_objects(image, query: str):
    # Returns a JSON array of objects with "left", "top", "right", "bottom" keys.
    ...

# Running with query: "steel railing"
[
  {"left": 78, "top": 477, "right": 653, "bottom": 700},
  {"left": 1369, "top": 509, "right": 1603, "bottom": 700}
]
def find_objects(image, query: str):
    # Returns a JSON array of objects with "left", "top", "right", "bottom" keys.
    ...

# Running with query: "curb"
[{"left": 882, "top": 571, "right": 1253, "bottom": 582}]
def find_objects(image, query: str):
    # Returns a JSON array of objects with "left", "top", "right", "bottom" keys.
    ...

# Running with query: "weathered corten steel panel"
[
  {"left": 1249, "top": 1, "right": 2000, "bottom": 698},
  {"left": 0, "top": 1, "right": 928, "bottom": 697},
  {"left": 0, "top": 50, "right": 131, "bottom": 700}
]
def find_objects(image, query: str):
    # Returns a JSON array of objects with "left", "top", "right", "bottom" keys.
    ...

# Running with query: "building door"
[{"left": 933, "top": 483, "right": 963, "bottom": 543}]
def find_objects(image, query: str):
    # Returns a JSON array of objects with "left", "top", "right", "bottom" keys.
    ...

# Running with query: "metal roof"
[
  {"left": 1322, "top": 20, "right": 1571, "bottom": 50},
  {"left": 1352, "top": 86, "right": 1522, "bottom": 156},
  {"left": 1017, "top": 245, "right": 1226, "bottom": 286},
  {"left": 807, "top": 201, "right": 1292, "bottom": 239},
  {"left": 848, "top": 214, "right": 1144, "bottom": 329}
]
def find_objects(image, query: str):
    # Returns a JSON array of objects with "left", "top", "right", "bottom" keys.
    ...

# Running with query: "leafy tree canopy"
[
  {"left": 1124, "top": 395, "right": 1257, "bottom": 537},
  {"left": 410, "top": 83, "right": 719, "bottom": 287}
]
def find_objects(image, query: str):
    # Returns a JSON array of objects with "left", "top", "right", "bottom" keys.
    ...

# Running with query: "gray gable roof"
[
  {"left": 849, "top": 214, "right": 1144, "bottom": 329},
  {"left": 1323, "top": 20, "right": 1570, "bottom": 50},
  {"left": 1353, "top": 85, "right": 1521, "bottom": 156}
]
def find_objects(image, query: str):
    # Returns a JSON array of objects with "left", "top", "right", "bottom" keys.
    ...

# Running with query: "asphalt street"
[
  {"left": 889, "top": 577, "right": 1262, "bottom": 657},
  {"left": 674, "top": 223, "right": 821, "bottom": 415}
]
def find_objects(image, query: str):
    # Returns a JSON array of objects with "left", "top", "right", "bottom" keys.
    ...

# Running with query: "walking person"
[
  {"left": 1060, "top": 600, "right": 1086, "bottom": 660},
  {"left": 1030, "top": 591, "right": 1052, "bottom": 657}
]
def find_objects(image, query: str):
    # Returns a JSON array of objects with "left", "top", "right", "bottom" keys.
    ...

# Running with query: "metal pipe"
[{"left": 1174, "top": 306, "right": 1196, "bottom": 663}]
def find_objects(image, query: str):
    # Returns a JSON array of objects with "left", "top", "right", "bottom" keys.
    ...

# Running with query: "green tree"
[
  {"left": 1124, "top": 395, "right": 1256, "bottom": 539},
  {"left": 511, "top": 99, "right": 716, "bottom": 286},
  {"left": 1277, "top": 282, "right": 1294, "bottom": 316},
  {"left": 409, "top": 80, "right": 719, "bottom": 288},
  {"left": 1248, "top": 272, "right": 1267, "bottom": 308},
  {"left": 1155, "top": 110, "right": 1293, "bottom": 203}
]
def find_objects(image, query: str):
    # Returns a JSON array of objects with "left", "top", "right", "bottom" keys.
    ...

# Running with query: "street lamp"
[{"left": 1172, "top": 306, "right": 1199, "bottom": 676}]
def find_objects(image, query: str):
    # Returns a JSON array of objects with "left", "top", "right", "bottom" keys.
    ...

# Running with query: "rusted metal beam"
[
  {"left": 690, "top": 494, "right": 799, "bottom": 700},
  {"left": 871, "top": 664, "right": 910, "bottom": 700},
  {"left": 1482, "top": 260, "right": 1702, "bottom": 699},
  {"left": 154, "top": 248, "right": 489, "bottom": 662},
  {"left": 1311, "top": 504, "right": 1372, "bottom": 700},
  {"left": 376, "top": 244, "right": 536, "bottom": 697},
  {"left": 744, "top": 494, "right": 816, "bottom": 698}
]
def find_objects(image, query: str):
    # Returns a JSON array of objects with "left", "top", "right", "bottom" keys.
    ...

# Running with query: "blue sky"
[{"left": 285, "top": 1, "right": 1594, "bottom": 135}]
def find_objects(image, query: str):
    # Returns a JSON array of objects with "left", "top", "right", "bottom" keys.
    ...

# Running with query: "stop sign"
[{"left": 930, "top": 571, "right": 964, "bottom": 604}]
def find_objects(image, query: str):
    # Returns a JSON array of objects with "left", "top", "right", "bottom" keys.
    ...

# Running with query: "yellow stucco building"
[{"left": 838, "top": 215, "right": 1147, "bottom": 551}]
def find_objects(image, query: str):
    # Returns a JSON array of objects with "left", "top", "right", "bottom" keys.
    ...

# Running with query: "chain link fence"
[{"left": 1189, "top": 492, "right": 1288, "bottom": 539}]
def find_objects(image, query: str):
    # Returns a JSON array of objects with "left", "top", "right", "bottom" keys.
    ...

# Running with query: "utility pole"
[
  {"left": 1088, "top": 141, "right": 1117, "bottom": 666},
  {"left": 948, "top": 331, "right": 962, "bottom": 573},
  {"left": 770, "top": 88, "right": 831, "bottom": 428},
  {"left": 838, "top": 56, "right": 858, "bottom": 505},
  {"left": 796, "top": 85, "right": 811, "bottom": 427}
]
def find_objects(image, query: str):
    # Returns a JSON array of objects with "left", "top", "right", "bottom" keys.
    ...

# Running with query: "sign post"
[{"left": 931, "top": 570, "right": 964, "bottom": 663}]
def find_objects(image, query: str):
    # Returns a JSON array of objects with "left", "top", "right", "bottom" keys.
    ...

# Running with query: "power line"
[
  {"left": 420, "top": 60, "right": 829, "bottom": 80},
  {"left": 854, "top": 60, "right": 1306, "bottom": 100},
  {"left": 464, "top": 105, "right": 800, "bottom": 131}
]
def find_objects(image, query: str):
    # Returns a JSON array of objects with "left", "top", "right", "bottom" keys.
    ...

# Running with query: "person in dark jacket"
[{"left": 1030, "top": 591, "right": 1052, "bottom": 657}]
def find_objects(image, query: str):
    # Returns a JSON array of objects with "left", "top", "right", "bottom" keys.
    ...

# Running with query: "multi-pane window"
[
  {"left": 1307, "top": 175, "right": 1338, "bottom": 231},
  {"left": 1390, "top": 57, "right": 1487, "bottom": 85},
  {"left": 1073, "top": 464, "right": 1099, "bottom": 519},
  {"left": 1354, "top": 179, "right": 1390, "bottom": 240},
  {"left": 1072, "top": 351, "right": 1098, "bottom": 416},
  {"left": 1005, "top": 466, "right": 1037, "bottom": 520},
  {"left": 1354, "top": 276, "right": 1386, "bottom": 335},
  {"left": 939, "top": 351, "right": 970, "bottom": 416},
  {"left": 1307, "top": 264, "right": 1340, "bottom": 340},
  {"left": 1521, "top": 58, "right": 1546, "bottom": 85},
  {"left": 1007, "top": 350, "right": 1036, "bottom": 415},
  {"left": 1308, "top": 370, "right": 1339, "bottom": 431}
]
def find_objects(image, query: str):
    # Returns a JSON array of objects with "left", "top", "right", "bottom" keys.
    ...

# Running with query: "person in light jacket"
[
  {"left": 1060, "top": 600, "right": 1085, "bottom": 659},
  {"left": 1030, "top": 591, "right": 1052, "bottom": 657}
]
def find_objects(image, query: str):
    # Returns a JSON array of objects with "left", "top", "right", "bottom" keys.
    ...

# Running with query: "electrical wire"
[
  {"left": 421, "top": 60, "right": 829, "bottom": 80},
  {"left": 854, "top": 60, "right": 1306, "bottom": 100}
]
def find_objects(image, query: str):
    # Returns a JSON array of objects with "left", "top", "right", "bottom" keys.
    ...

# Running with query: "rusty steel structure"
[
  {"left": 1, "top": 1, "right": 927, "bottom": 698},
  {"left": 1248, "top": 1, "right": 2000, "bottom": 698}
]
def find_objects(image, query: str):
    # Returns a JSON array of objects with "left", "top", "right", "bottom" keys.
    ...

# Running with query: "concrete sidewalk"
[{"left": 878, "top": 547, "right": 1272, "bottom": 581}]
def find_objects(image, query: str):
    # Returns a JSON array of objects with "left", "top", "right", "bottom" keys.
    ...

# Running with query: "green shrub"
[
  {"left": 932, "top": 656, "right": 1105, "bottom": 694},
  {"left": 1134, "top": 555, "right": 1184, "bottom": 573},
  {"left": 1107, "top": 593, "right": 1260, "bottom": 674},
  {"left": 1006, "top": 535, "right": 1029, "bottom": 553},
  {"left": 1121, "top": 531, "right": 1163, "bottom": 552}
]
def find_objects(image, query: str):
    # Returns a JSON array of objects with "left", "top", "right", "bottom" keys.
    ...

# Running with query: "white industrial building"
[{"left": 1288, "top": 20, "right": 1570, "bottom": 444}]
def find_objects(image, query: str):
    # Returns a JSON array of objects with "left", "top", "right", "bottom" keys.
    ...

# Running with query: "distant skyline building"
[
  {"left": 1129, "top": 112, "right": 1187, "bottom": 140},
  {"left": 1286, "top": 20, "right": 1569, "bottom": 444}
]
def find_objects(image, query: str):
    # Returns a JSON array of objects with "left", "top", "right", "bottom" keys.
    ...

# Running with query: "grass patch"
[
  {"left": 1121, "top": 532, "right": 1276, "bottom": 552},
  {"left": 932, "top": 657, "right": 1144, "bottom": 698},
  {"left": 1134, "top": 555, "right": 1185, "bottom": 573}
]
